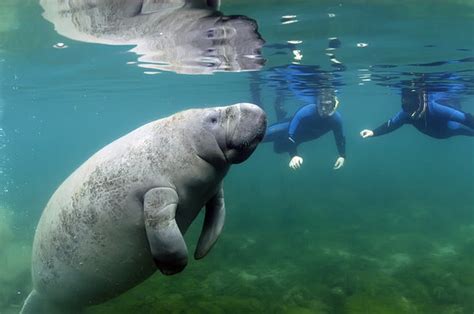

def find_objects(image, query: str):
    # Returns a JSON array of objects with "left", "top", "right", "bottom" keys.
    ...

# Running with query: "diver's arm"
[
  {"left": 287, "top": 105, "right": 315, "bottom": 169},
  {"left": 287, "top": 105, "right": 314, "bottom": 157},
  {"left": 332, "top": 114, "right": 346, "bottom": 170},
  {"left": 288, "top": 104, "right": 313, "bottom": 141},
  {"left": 332, "top": 114, "right": 346, "bottom": 158},
  {"left": 287, "top": 135, "right": 302, "bottom": 169},
  {"left": 372, "top": 111, "right": 408, "bottom": 136},
  {"left": 287, "top": 137, "right": 298, "bottom": 158}
]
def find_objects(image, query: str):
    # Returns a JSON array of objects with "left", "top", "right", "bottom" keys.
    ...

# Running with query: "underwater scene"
[{"left": 1, "top": 0, "right": 473, "bottom": 313}]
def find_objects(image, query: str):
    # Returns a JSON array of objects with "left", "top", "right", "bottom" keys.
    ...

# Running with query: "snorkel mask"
[
  {"left": 401, "top": 88, "right": 426, "bottom": 120},
  {"left": 317, "top": 93, "right": 339, "bottom": 117}
]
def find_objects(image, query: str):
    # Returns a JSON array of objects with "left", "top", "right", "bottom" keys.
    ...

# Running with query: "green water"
[{"left": 1, "top": 1, "right": 473, "bottom": 313}]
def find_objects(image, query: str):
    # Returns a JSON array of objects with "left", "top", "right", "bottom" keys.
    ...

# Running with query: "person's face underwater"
[
  {"left": 401, "top": 90, "right": 425, "bottom": 120},
  {"left": 317, "top": 96, "right": 339, "bottom": 117}
]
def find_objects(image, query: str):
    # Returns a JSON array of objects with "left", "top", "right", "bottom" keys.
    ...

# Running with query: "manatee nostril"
[{"left": 206, "top": 29, "right": 215, "bottom": 38}]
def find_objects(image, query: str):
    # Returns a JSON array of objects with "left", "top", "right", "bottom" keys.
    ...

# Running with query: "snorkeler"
[
  {"left": 360, "top": 87, "right": 474, "bottom": 139},
  {"left": 262, "top": 89, "right": 346, "bottom": 170}
]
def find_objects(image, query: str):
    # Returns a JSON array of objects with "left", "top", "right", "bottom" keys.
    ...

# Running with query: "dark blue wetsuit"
[
  {"left": 373, "top": 97, "right": 474, "bottom": 138},
  {"left": 263, "top": 103, "right": 346, "bottom": 157}
]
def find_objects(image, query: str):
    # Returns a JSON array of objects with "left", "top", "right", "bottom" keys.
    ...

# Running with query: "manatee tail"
[{"left": 21, "top": 290, "right": 83, "bottom": 314}]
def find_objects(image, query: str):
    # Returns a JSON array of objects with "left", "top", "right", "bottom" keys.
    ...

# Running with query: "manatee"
[
  {"left": 20, "top": 103, "right": 266, "bottom": 313},
  {"left": 40, "top": 0, "right": 265, "bottom": 74}
]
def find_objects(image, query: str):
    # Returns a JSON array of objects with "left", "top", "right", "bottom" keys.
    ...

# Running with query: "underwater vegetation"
[
  {"left": 2, "top": 157, "right": 472, "bottom": 314},
  {"left": 0, "top": 0, "right": 18, "bottom": 36},
  {"left": 0, "top": 207, "right": 31, "bottom": 314},
  {"left": 1, "top": 196, "right": 472, "bottom": 313},
  {"left": 83, "top": 195, "right": 474, "bottom": 314}
]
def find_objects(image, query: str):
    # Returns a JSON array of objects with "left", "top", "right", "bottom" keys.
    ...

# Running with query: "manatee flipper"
[
  {"left": 144, "top": 187, "right": 188, "bottom": 275},
  {"left": 194, "top": 187, "right": 225, "bottom": 259},
  {"left": 20, "top": 290, "right": 83, "bottom": 314},
  {"left": 184, "top": 0, "right": 220, "bottom": 9},
  {"left": 205, "top": 0, "right": 221, "bottom": 9}
]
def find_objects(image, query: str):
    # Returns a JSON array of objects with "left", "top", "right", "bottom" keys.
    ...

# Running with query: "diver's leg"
[
  {"left": 262, "top": 122, "right": 290, "bottom": 143},
  {"left": 274, "top": 82, "right": 287, "bottom": 120},
  {"left": 465, "top": 112, "right": 474, "bottom": 129},
  {"left": 432, "top": 102, "right": 474, "bottom": 128},
  {"left": 446, "top": 121, "right": 474, "bottom": 137},
  {"left": 262, "top": 122, "right": 292, "bottom": 154}
]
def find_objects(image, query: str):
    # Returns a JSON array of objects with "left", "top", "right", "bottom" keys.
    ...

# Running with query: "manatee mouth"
[
  {"left": 225, "top": 140, "right": 259, "bottom": 164},
  {"left": 228, "top": 134, "right": 261, "bottom": 152},
  {"left": 234, "top": 131, "right": 265, "bottom": 150}
]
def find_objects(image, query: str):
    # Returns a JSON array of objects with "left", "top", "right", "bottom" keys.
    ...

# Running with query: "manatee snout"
[{"left": 226, "top": 103, "right": 267, "bottom": 164}]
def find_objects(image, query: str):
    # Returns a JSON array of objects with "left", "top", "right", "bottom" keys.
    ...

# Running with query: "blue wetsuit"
[
  {"left": 373, "top": 97, "right": 474, "bottom": 138},
  {"left": 263, "top": 103, "right": 346, "bottom": 157}
]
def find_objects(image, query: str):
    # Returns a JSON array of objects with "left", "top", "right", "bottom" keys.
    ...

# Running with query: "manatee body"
[{"left": 21, "top": 103, "right": 266, "bottom": 313}]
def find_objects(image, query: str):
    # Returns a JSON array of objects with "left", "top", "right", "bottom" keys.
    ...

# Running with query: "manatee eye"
[{"left": 206, "top": 111, "right": 220, "bottom": 126}]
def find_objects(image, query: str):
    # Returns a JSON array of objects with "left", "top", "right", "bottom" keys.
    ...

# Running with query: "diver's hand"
[
  {"left": 289, "top": 156, "right": 303, "bottom": 169},
  {"left": 333, "top": 157, "right": 345, "bottom": 170},
  {"left": 360, "top": 129, "right": 374, "bottom": 138}
]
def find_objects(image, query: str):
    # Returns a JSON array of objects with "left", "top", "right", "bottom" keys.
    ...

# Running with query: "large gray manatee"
[{"left": 21, "top": 103, "right": 266, "bottom": 313}]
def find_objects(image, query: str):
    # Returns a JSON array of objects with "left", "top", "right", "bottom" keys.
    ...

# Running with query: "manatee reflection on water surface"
[{"left": 40, "top": 0, "right": 265, "bottom": 74}]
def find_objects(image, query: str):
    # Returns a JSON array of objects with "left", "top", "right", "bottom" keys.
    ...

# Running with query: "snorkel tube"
[{"left": 401, "top": 88, "right": 426, "bottom": 119}]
